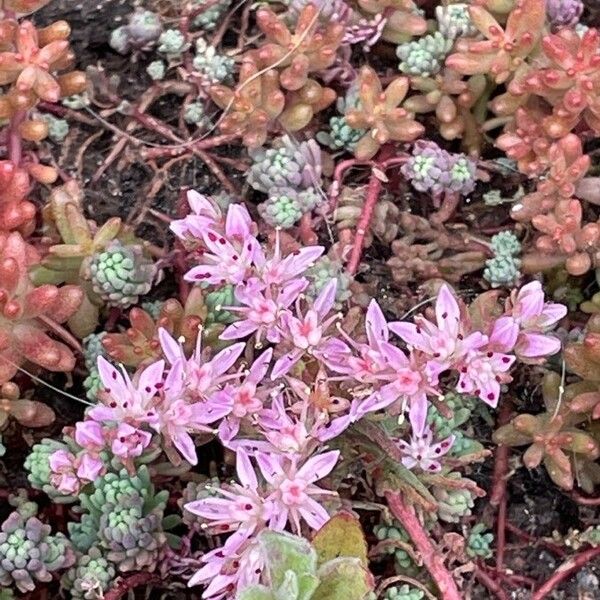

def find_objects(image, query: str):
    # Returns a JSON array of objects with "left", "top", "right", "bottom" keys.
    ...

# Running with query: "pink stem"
[
  {"left": 532, "top": 546, "right": 600, "bottom": 600},
  {"left": 8, "top": 110, "right": 26, "bottom": 166},
  {"left": 385, "top": 491, "right": 461, "bottom": 600},
  {"left": 346, "top": 169, "right": 382, "bottom": 275}
]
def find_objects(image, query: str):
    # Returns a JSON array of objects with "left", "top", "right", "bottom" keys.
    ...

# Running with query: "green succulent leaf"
[
  {"left": 237, "top": 585, "right": 277, "bottom": 600},
  {"left": 259, "top": 530, "right": 319, "bottom": 600},
  {"left": 314, "top": 557, "right": 373, "bottom": 600},
  {"left": 312, "top": 513, "right": 368, "bottom": 567}
]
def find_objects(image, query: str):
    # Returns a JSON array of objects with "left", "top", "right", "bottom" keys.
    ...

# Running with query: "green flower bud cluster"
[
  {"left": 484, "top": 231, "right": 522, "bottom": 288},
  {"left": 317, "top": 116, "right": 365, "bottom": 153},
  {"left": 193, "top": 38, "right": 234, "bottom": 86},
  {"left": 451, "top": 431, "right": 483, "bottom": 457},
  {"left": 157, "top": 29, "right": 188, "bottom": 56},
  {"left": 61, "top": 546, "right": 116, "bottom": 600},
  {"left": 24, "top": 439, "right": 77, "bottom": 503},
  {"left": 248, "top": 135, "right": 322, "bottom": 193},
  {"left": 146, "top": 60, "right": 166, "bottom": 81},
  {"left": 79, "top": 467, "right": 168, "bottom": 572},
  {"left": 580, "top": 525, "right": 600, "bottom": 547},
  {"left": 428, "top": 392, "right": 475, "bottom": 439},
  {"left": 43, "top": 114, "right": 69, "bottom": 143},
  {"left": 0, "top": 510, "right": 74, "bottom": 592},
  {"left": 259, "top": 187, "right": 322, "bottom": 229},
  {"left": 205, "top": 285, "right": 238, "bottom": 325},
  {"left": 435, "top": 4, "right": 476, "bottom": 39},
  {"left": 83, "top": 332, "right": 106, "bottom": 372},
  {"left": 396, "top": 32, "right": 453, "bottom": 77},
  {"left": 373, "top": 524, "right": 415, "bottom": 571},
  {"left": 183, "top": 101, "right": 210, "bottom": 128},
  {"left": 192, "top": 0, "right": 231, "bottom": 30},
  {"left": 89, "top": 240, "right": 155, "bottom": 308},
  {"left": 384, "top": 584, "right": 425, "bottom": 600},
  {"left": 68, "top": 513, "right": 100, "bottom": 554},
  {"left": 467, "top": 524, "right": 494, "bottom": 559},
  {"left": 433, "top": 485, "right": 475, "bottom": 523},
  {"left": 306, "top": 256, "right": 352, "bottom": 306}
]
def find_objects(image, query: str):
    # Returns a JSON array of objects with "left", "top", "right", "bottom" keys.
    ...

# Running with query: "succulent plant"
[
  {"left": 80, "top": 467, "right": 168, "bottom": 572},
  {"left": 345, "top": 67, "right": 424, "bottom": 160},
  {"left": 357, "top": 0, "right": 427, "bottom": 44},
  {"left": 547, "top": 0, "right": 584, "bottom": 27},
  {"left": 238, "top": 526, "right": 373, "bottom": 600},
  {"left": 146, "top": 60, "right": 166, "bottom": 81},
  {"left": 192, "top": 0, "right": 231, "bottom": 30},
  {"left": 204, "top": 285, "right": 238, "bottom": 325},
  {"left": 466, "top": 524, "right": 494, "bottom": 559},
  {"left": 0, "top": 381, "right": 55, "bottom": 429},
  {"left": 373, "top": 523, "right": 415, "bottom": 571},
  {"left": 61, "top": 546, "right": 116, "bottom": 600},
  {"left": 209, "top": 57, "right": 284, "bottom": 147},
  {"left": 24, "top": 438, "right": 78, "bottom": 503},
  {"left": 288, "top": 0, "right": 352, "bottom": 23},
  {"left": 494, "top": 370, "right": 600, "bottom": 492},
  {"left": 193, "top": 38, "right": 234, "bottom": 86},
  {"left": 317, "top": 116, "right": 365, "bottom": 153},
  {"left": 401, "top": 141, "right": 476, "bottom": 196},
  {"left": 157, "top": 28, "right": 188, "bottom": 55},
  {"left": 490, "top": 231, "right": 521, "bottom": 257},
  {"left": 43, "top": 114, "right": 69, "bottom": 143},
  {"left": 258, "top": 187, "right": 322, "bottom": 229},
  {"left": 88, "top": 240, "right": 155, "bottom": 308},
  {"left": 183, "top": 101, "right": 209, "bottom": 127},
  {"left": 427, "top": 393, "right": 474, "bottom": 439},
  {"left": 109, "top": 9, "right": 162, "bottom": 54},
  {"left": 68, "top": 513, "right": 100, "bottom": 554},
  {"left": 248, "top": 135, "right": 322, "bottom": 193},
  {"left": 383, "top": 584, "right": 424, "bottom": 600},
  {"left": 306, "top": 257, "right": 352, "bottom": 306},
  {"left": 484, "top": 255, "right": 522, "bottom": 288},
  {"left": 0, "top": 232, "right": 82, "bottom": 384},
  {"left": 396, "top": 32, "right": 453, "bottom": 77},
  {"left": 101, "top": 288, "right": 206, "bottom": 367},
  {"left": 433, "top": 486, "right": 474, "bottom": 523},
  {"left": 0, "top": 509, "right": 75, "bottom": 592},
  {"left": 435, "top": 3, "right": 476, "bottom": 39}
]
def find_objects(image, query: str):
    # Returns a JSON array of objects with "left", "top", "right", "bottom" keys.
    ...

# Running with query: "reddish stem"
[
  {"left": 104, "top": 572, "right": 162, "bottom": 600},
  {"left": 532, "top": 546, "right": 600, "bottom": 600},
  {"left": 385, "top": 491, "right": 461, "bottom": 600},
  {"left": 505, "top": 522, "right": 567, "bottom": 558},
  {"left": 570, "top": 491, "right": 600, "bottom": 506},
  {"left": 8, "top": 110, "right": 25, "bottom": 166},
  {"left": 346, "top": 169, "right": 382, "bottom": 275},
  {"left": 474, "top": 565, "right": 508, "bottom": 600},
  {"left": 490, "top": 400, "right": 512, "bottom": 571}
]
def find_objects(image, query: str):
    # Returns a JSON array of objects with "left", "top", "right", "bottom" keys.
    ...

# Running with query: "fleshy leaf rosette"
[{"left": 0, "top": 232, "right": 82, "bottom": 384}]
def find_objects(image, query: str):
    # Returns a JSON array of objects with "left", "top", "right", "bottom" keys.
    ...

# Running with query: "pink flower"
[
  {"left": 185, "top": 449, "right": 271, "bottom": 542},
  {"left": 324, "top": 300, "right": 392, "bottom": 383},
  {"left": 212, "top": 349, "right": 273, "bottom": 443},
  {"left": 271, "top": 280, "right": 340, "bottom": 379},
  {"left": 252, "top": 232, "right": 324, "bottom": 287},
  {"left": 188, "top": 534, "right": 263, "bottom": 599},
  {"left": 49, "top": 450, "right": 80, "bottom": 495},
  {"left": 397, "top": 424, "right": 454, "bottom": 473},
  {"left": 74, "top": 420, "right": 105, "bottom": 450},
  {"left": 170, "top": 191, "right": 222, "bottom": 242},
  {"left": 389, "top": 285, "right": 486, "bottom": 368},
  {"left": 220, "top": 279, "right": 307, "bottom": 345},
  {"left": 111, "top": 423, "right": 152, "bottom": 458},
  {"left": 256, "top": 450, "right": 339, "bottom": 532},
  {"left": 457, "top": 349, "right": 515, "bottom": 407},
  {"left": 159, "top": 328, "right": 245, "bottom": 401},
  {"left": 89, "top": 357, "right": 165, "bottom": 426},
  {"left": 76, "top": 452, "right": 105, "bottom": 482},
  {"left": 506, "top": 281, "right": 567, "bottom": 361}
]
